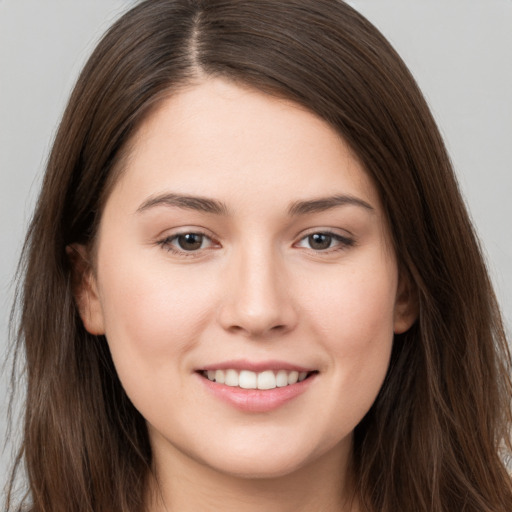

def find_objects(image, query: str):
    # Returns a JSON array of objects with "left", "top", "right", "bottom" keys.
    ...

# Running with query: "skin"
[{"left": 75, "top": 78, "right": 416, "bottom": 512}]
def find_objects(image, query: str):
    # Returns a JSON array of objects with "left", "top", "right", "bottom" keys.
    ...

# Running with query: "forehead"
[{"left": 105, "top": 78, "right": 381, "bottom": 216}]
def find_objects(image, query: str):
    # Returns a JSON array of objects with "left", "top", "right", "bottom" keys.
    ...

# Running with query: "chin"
[
  {"left": 189, "top": 433, "right": 344, "bottom": 481},
  {"left": 205, "top": 453, "right": 311, "bottom": 480}
]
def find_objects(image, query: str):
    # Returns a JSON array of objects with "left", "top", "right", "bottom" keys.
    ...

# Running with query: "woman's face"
[{"left": 77, "top": 78, "right": 415, "bottom": 479}]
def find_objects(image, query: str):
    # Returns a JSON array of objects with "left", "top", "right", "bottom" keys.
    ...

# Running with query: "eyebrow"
[
  {"left": 287, "top": 195, "right": 374, "bottom": 216},
  {"left": 136, "top": 192, "right": 374, "bottom": 216},
  {"left": 136, "top": 193, "right": 229, "bottom": 215}
]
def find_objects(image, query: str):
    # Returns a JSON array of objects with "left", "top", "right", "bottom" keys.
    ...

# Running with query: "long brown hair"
[{"left": 7, "top": 1, "right": 512, "bottom": 511}]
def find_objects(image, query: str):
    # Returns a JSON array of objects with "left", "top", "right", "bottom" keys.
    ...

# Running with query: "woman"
[{"left": 6, "top": 0, "right": 512, "bottom": 511}]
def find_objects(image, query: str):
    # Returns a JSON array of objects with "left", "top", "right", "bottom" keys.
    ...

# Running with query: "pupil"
[
  {"left": 309, "top": 233, "right": 331, "bottom": 250},
  {"left": 178, "top": 233, "right": 203, "bottom": 251}
]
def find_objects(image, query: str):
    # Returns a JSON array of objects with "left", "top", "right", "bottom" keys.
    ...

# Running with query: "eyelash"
[
  {"left": 157, "top": 230, "right": 355, "bottom": 257},
  {"left": 157, "top": 231, "right": 219, "bottom": 257},
  {"left": 294, "top": 231, "right": 355, "bottom": 253}
]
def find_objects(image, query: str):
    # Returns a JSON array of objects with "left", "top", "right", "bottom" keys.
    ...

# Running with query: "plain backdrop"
[{"left": 1, "top": 0, "right": 511, "bottom": 493}]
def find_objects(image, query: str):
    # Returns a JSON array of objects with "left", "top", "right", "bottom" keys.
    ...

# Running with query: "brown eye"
[
  {"left": 307, "top": 233, "right": 333, "bottom": 250},
  {"left": 295, "top": 231, "right": 355, "bottom": 253},
  {"left": 177, "top": 233, "right": 204, "bottom": 251},
  {"left": 159, "top": 231, "right": 218, "bottom": 255}
]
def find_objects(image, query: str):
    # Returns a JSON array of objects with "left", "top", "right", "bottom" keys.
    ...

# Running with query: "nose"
[{"left": 217, "top": 246, "right": 299, "bottom": 339}]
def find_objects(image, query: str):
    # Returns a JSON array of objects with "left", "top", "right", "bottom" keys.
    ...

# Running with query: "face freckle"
[{"left": 77, "top": 77, "right": 416, "bottom": 482}]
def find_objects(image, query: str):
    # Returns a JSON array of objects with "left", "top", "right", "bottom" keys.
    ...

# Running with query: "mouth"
[
  {"left": 198, "top": 368, "right": 317, "bottom": 390},
  {"left": 196, "top": 360, "right": 319, "bottom": 412}
]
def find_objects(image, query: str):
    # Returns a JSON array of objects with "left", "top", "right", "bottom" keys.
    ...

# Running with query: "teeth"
[
  {"left": 239, "top": 370, "right": 257, "bottom": 389},
  {"left": 257, "top": 370, "right": 276, "bottom": 390},
  {"left": 203, "top": 369, "right": 311, "bottom": 389},
  {"left": 287, "top": 371, "right": 299, "bottom": 385},
  {"left": 225, "top": 369, "right": 239, "bottom": 387},
  {"left": 276, "top": 370, "right": 288, "bottom": 387}
]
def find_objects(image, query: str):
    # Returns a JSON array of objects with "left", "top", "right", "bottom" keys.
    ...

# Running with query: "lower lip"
[{"left": 197, "top": 372, "right": 316, "bottom": 413}]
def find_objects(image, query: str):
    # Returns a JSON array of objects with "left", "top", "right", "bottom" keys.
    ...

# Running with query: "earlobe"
[
  {"left": 393, "top": 271, "right": 418, "bottom": 334},
  {"left": 66, "top": 244, "right": 105, "bottom": 335}
]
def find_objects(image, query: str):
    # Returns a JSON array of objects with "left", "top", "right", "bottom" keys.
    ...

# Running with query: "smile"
[{"left": 201, "top": 369, "right": 312, "bottom": 390}]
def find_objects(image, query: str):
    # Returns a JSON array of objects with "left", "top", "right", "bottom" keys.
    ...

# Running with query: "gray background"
[{"left": 1, "top": 0, "right": 511, "bottom": 493}]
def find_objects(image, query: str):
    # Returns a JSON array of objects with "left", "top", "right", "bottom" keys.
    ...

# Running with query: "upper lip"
[{"left": 198, "top": 359, "right": 316, "bottom": 373}]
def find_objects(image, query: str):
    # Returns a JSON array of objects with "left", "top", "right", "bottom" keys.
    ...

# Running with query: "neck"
[{"left": 146, "top": 437, "right": 358, "bottom": 512}]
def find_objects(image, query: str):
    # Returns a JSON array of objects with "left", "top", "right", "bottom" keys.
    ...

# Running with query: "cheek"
[
  {"left": 96, "top": 250, "right": 218, "bottom": 386},
  {"left": 309, "top": 262, "right": 397, "bottom": 342},
  {"left": 307, "top": 259, "right": 397, "bottom": 409}
]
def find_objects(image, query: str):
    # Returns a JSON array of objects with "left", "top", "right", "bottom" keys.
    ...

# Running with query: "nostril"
[{"left": 217, "top": 292, "right": 299, "bottom": 337}]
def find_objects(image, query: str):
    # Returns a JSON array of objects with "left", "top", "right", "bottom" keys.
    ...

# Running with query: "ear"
[
  {"left": 66, "top": 244, "right": 105, "bottom": 335},
  {"left": 393, "top": 269, "right": 418, "bottom": 334}
]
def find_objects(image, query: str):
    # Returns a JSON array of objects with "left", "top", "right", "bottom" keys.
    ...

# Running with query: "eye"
[
  {"left": 158, "top": 231, "right": 217, "bottom": 254},
  {"left": 296, "top": 231, "right": 354, "bottom": 252},
  {"left": 174, "top": 233, "right": 207, "bottom": 251}
]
